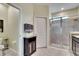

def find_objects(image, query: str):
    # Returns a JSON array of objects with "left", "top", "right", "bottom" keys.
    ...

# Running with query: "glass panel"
[
  {"left": 62, "top": 19, "right": 71, "bottom": 46},
  {"left": 50, "top": 16, "right": 71, "bottom": 48},
  {"left": 50, "top": 18, "right": 62, "bottom": 47}
]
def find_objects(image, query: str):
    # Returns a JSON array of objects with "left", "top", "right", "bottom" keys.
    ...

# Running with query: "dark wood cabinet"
[
  {"left": 24, "top": 36, "right": 36, "bottom": 56},
  {"left": 72, "top": 36, "right": 79, "bottom": 56}
]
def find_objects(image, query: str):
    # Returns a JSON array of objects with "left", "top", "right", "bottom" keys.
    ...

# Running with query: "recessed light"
[{"left": 61, "top": 8, "right": 64, "bottom": 10}]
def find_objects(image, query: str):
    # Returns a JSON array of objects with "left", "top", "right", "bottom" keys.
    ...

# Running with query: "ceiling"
[
  {"left": 49, "top": 3, "right": 79, "bottom": 13},
  {"left": 12, "top": 3, "right": 79, "bottom": 13}
]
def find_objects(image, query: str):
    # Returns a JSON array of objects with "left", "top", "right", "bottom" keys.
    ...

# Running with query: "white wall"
[
  {"left": 21, "top": 4, "right": 34, "bottom": 37},
  {"left": 16, "top": 4, "right": 34, "bottom": 55},
  {"left": 34, "top": 5, "right": 49, "bottom": 17},
  {"left": 8, "top": 5, "right": 20, "bottom": 51}
]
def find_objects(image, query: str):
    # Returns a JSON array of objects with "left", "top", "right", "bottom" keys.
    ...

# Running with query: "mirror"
[
  {"left": 24, "top": 23, "right": 33, "bottom": 33},
  {"left": 0, "top": 20, "right": 3, "bottom": 32}
]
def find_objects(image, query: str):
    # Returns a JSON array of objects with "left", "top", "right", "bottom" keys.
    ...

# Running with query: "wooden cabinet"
[
  {"left": 72, "top": 36, "right": 79, "bottom": 56},
  {"left": 24, "top": 36, "right": 36, "bottom": 56}
]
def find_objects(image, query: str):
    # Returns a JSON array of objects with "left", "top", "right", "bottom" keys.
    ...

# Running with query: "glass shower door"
[
  {"left": 50, "top": 18, "right": 63, "bottom": 48},
  {"left": 62, "top": 18, "right": 71, "bottom": 49},
  {"left": 50, "top": 17, "right": 71, "bottom": 49}
]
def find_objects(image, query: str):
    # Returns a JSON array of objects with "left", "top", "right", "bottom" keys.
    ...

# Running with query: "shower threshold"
[{"left": 51, "top": 43, "right": 69, "bottom": 50}]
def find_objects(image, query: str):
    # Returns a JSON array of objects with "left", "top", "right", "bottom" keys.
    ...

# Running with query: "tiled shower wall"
[{"left": 50, "top": 7, "right": 79, "bottom": 48}]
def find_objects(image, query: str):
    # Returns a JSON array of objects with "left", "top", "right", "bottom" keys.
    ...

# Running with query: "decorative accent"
[{"left": 24, "top": 23, "right": 33, "bottom": 33}]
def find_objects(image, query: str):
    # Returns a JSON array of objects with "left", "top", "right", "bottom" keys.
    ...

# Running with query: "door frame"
[{"left": 6, "top": 3, "right": 21, "bottom": 55}]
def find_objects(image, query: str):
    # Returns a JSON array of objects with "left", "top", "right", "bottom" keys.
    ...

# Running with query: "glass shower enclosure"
[{"left": 50, "top": 16, "right": 72, "bottom": 49}]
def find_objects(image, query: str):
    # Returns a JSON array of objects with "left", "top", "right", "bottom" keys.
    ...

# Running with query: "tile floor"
[
  {"left": 32, "top": 47, "right": 74, "bottom": 56},
  {"left": 0, "top": 47, "right": 74, "bottom": 56},
  {"left": 0, "top": 48, "right": 17, "bottom": 56},
  {"left": 5, "top": 49, "right": 17, "bottom": 56}
]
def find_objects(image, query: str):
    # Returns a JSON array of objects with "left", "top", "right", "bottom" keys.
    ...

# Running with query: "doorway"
[
  {"left": 0, "top": 4, "right": 20, "bottom": 56},
  {"left": 8, "top": 4, "right": 20, "bottom": 52},
  {"left": 34, "top": 17, "right": 47, "bottom": 48}
]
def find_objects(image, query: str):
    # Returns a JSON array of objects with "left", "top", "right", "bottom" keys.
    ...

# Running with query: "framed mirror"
[
  {"left": 24, "top": 23, "right": 33, "bottom": 33},
  {"left": 0, "top": 20, "right": 3, "bottom": 32}
]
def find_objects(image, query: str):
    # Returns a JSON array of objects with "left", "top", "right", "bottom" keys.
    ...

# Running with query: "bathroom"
[
  {"left": 0, "top": 3, "right": 79, "bottom": 56},
  {"left": 0, "top": 4, "right": 20, "bottom": 56}
]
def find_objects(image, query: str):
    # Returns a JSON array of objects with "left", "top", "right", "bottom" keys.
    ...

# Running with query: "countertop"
[
  {"left": 72, "top": 35, "right": 79, "bottom": 39},
  {"left": 70, "top": 32, "right": 79, "bottom": 38},
  {"left": 24, "top": 36, "right": 36, "bottom": 38},
  {"left": 70, "top": 32, "right": 79, "bottom": 35}
]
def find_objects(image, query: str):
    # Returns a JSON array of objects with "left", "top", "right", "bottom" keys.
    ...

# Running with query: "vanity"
[
  {"left": 24, "top": 36, "right": 36, "bottom": 56},
  {"left": 72, "top": 35, "right": 79, "bottom": 56}
]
